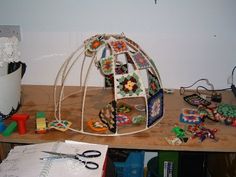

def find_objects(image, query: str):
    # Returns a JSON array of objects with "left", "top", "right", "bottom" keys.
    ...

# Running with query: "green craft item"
[{"left": 2, "top": 121, "right": 17, "bottom": 136}]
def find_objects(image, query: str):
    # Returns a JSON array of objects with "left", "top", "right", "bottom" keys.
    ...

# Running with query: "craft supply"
[
  {"left": 165, "top": 136, "right": 182, "bottom": 145},
  {"left": 116, "top": 114, "right": 131, "bottom": 126},
  {"left": 0, "top": 141, "right": 108, "bottom": 177},
  {"left": 172, "top": 126, "right": 188, "bottom": 142},
  {"left": 11, "top": 113, "right": 29, "bottom": 134},
  {"left": 183, "top": 94, "right": 211, "bottom": 107},
  {"left": 117, "top": 103, "right": 132, "bottom": 114},
  {"left": 214, "top": 103, "right": 236, "bottom": 127},
  {"left": 36, "top": 112, "right": 47, "bottom": 134},
  {"left": 87, "top": 120, "right": 108, "bottom": 132},
  {"left": 2, "top": 121, "right": 17, "bottom": 136},
  {"left": 179, "top": 108, "right": 202, "bottom": 124},
  {"left": 132, "top": 115, "right": 146, "bottom": 125},
  {"left": 0, "top": 120, "right": 6, "bottom": 132},
  {"left": 48, "top": 120, "right": 72, "bottom": 132},
  {"left": 41, "top": 150, "right": 102, "bottom": 170},
  {"left": 187, "top": 124, "right": 218, "bottom": 142}
]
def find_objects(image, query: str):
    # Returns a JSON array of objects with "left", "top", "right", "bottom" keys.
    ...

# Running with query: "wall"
[{"left": 0, "top": 0, "right": 235, "bottom": 89}]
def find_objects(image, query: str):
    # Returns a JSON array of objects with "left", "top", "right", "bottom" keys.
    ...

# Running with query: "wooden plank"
[{"left": 0, "top": 85, "right": 236, "bottom": 152}]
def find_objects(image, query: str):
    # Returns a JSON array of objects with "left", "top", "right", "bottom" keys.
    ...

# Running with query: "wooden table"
[{"left": 1, "top": 85, "right": 236, "bottom": 155}]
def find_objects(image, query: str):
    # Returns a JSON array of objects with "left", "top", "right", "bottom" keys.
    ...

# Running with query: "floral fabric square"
[
  {"left": 105, "top": 63, "right": 128, "bottom": 88},
  {"left": 115, "top": 71, "right": 145, "bottom": 99},
  {"left": 132, "top": 51, "right": 150, "bottom": 69},
  {"left": 110, "top": 40, "right": 128, "bottom": 54},
  {"left": 99, "top": 101, "right": 117, "bottom": 133},
  {"left": 100, "top": 56, "right": 114, "bottom": 75},
  {"left": 148, "top": 89, "right": 164, "bottom": 127},
  {"left": 148, "top": 70, "right": 161, "bottom": 96}
]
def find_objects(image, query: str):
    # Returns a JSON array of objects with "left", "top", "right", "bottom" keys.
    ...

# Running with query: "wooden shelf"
[{"left": 1, "top": 85, "right": 236, "bottom": 152}]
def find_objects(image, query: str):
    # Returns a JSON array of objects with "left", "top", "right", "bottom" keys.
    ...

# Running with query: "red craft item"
[{"left": 11, "top": 114, "right": 30, "bottom": 134}]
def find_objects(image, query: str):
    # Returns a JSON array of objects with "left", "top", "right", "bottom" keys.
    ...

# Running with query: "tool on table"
[{"left": 41, "top": 150, "right": 101, "bottom": 170}]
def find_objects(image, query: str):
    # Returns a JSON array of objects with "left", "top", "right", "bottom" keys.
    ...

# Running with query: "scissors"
[{"left": 41, "top": 150, "right": 101, "bottom": 170}]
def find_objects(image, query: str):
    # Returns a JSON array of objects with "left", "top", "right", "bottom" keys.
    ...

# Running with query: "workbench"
[{"left": 0, "top": 85, "right": 236, "bottom": 161}]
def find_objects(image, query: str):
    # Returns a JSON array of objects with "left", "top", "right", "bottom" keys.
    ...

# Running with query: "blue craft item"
[
  {"left": 179, "top": 113, "right": 201, "bottom": 124},
  {"left": 0, "top": 120, "right": 6, "bottom": 132},
  {"left": 148, "top": 89, "right": 164, "bottom": 127}
]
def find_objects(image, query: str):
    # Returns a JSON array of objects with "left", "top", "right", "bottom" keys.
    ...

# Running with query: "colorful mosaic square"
[
  {"left": 87, "top": 38, "right": 105, "bottom": 52},
  {"left": 148, "top": 70, "right": 161, "bottom": 96},
  {"left": 115, "top": 71, "right": 145, "bottom": 99},
  {"left": 100, "top": 56, "right": 114, "bottom": 75},
  {"left": 99, "top": 101, "right": 117, "bottom": 133},
  {"left": 48, "top": 120, "right": 72, "bottom": 132},
  {"left": 148, "top": 89, "right": 164, "bottom": 127},
  {"left": 132, "top": 51, "right": 150, "bottom": 69},
  {"left": 110, "top": 40, "right": 128, "bottom": 54},
  {"left": 105, "top": 63, "right": 128, "bottom": 88}
]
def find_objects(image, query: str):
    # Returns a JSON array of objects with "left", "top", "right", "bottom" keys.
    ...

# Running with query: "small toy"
[
  {"left": 36, "top": 112, "right": 47, "bottom": 134},
  {"left": 0, "top": 120, "right": 6, "bottom": 132},
  {"left": 11, "top": 113, "right": 30, "bottom": 134},
  {"left": 2, "top": 121, "right": 17, "bottom": 136},
  {"left": 187, "top": 124, "right": 218, "bottom": 142},
  {"left": 172, "top": 126, "right": 188, "bottom": 142},
  {"left": 87, "top": 120, "right": 108, "bottom": 132}
]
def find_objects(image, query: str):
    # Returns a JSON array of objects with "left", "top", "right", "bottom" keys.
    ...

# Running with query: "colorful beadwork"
[
  {"left": 115, "top": 71, "right": 145, "bottom": 99},
  {"left": 110, "top": 40, "right": 128, "bottom": 54},
  {"left": 148, "top": 89, "right": 164, "bottom": 127},
  {"left": 183, "top": 94, "right": 211, "bottom": 107},
  {"left": 87, "top": 120, "right": 108, "bottom": 132},
  {"left": 116, "top": 114, "right": 131, "bottom": 126},
  {"left": 87, "top": 38, "right": 104, "bottom": 52},
  {"left": 99, "top": 101, "right": 116, "bottom": 133},
  {"left": 132, "top": 115, "right": 146, "bottom": 125},
  {"left": 179, "top": 108, "right": 202, "bottom": 124},
  {"left": 100, "top": 56, "right": 114, "bottom": 75},
  {"left": 48, "top": 120, "right": 72, "bottom": 132},
  {"left": 215, "top": 103, "right": 236, "bottom": 127},
  {"left": 132, "top": 51, "right": 150, "bottom": 69},
  {"left": 148, "top": 70, "right": 161, "bottom": 96}
]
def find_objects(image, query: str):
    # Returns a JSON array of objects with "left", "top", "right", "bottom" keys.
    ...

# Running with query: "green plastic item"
[
  {"left": 158, "top": 151, "right": 179, "bottom": 177},
  {"left": 2, "top": 121, "right": 17, "bottom": 136},
  {"left": 36, "top": 112, "right": 45, "bottom": 118}
]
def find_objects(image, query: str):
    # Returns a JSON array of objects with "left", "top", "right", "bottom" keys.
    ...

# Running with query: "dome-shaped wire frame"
[{"left": 53, "top": 34, "right": 164, "bottom": 136}]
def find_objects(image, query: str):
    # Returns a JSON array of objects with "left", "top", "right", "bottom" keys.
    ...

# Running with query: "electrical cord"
[{"left": 231, "top": 66, "right": 236, "bottom": 97}]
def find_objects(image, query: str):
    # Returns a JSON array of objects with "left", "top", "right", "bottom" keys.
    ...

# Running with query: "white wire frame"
[{"left": 53, "top": 33, "right": 164, "bottom": 136}]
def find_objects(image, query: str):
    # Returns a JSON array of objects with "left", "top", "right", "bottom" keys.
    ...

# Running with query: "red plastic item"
[{"left": 11, "top": 114, "right": 30, "bottom": 134}]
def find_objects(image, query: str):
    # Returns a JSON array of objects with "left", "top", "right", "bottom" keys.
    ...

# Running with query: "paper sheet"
[{"left": 0, "top": 141, "right": 108, "bottom": 177}]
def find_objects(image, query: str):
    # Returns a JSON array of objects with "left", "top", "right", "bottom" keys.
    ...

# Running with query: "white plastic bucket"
[{"left": 0, "top": 65, "right": 22, "bottom": 120}]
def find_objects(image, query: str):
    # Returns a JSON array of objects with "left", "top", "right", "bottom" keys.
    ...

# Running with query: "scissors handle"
[
  {"left": 79, "top": 150, "right": 101, "bottom": 158},
  {"left": 84, "top": 161, "right": 99, "bottom": 170}
]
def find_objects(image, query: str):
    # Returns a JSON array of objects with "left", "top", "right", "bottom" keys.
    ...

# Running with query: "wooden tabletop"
[{"left": 0, "top": 85, "right": 236, "bottom": 152}]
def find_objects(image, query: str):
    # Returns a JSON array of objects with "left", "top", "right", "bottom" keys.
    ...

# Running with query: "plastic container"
[
  {"left": 114, "top": 151, "right": 145, "bottom": 177},
  {"left": 158, "top": 151, "right": 179, "bottom": 177},
  {"left": 147, "top": 156, "right": 158, "bottom": 177}
]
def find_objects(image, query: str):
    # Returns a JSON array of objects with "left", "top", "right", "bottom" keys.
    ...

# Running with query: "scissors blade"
[{"left": 42, "top": 151, "right": 75, "bottom": 158}]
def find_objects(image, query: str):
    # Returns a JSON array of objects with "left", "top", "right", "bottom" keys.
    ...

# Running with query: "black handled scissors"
[{"left": 41, "top": 150, "right": 101, "bottom": 170}]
